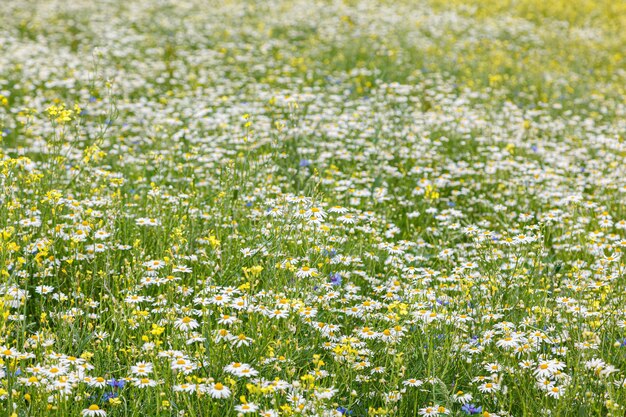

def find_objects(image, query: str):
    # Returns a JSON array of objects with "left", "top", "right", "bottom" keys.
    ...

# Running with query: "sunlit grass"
[{"left": 1, "top": 1, "right": 626, "bottom": 416}]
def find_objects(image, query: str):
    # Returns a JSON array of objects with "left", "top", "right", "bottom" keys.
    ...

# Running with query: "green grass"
[{"left": 1, "top": 0, "right": 626, "bottom": 416}]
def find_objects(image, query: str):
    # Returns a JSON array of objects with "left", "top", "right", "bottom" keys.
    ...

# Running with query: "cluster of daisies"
[{"left": 1, "top": 0, "right": 626, "bottom": 416}]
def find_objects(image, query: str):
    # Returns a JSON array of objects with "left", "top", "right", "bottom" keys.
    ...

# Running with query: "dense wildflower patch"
[{"left": 1, "top": 0, "right": 626, "bottom": 416}]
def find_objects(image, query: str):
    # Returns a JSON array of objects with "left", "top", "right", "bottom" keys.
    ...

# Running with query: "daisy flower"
[
  {"left": 206, "top": 382, "right": 231, "bottom": 399},
  {"left": 296, "top": 266, "right": 318, "bottom": 278},
  {"left": 174, "top": 316, "right": 200, "bottom": 331},
  {"left": 403, "top": 378, "right": 424, "bottom": 387},
  {"left": 235, "top": 403, "right": 259, "bottom": 413},
  {"left": 82, "top": 405, "right": 106, "bottom": 417},
  {"left": 134, "top": 378, "right": 157, "bottom": 388}
]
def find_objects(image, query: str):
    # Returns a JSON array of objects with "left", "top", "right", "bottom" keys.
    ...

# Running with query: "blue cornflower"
[
  {"left": 107, "top": 378, "right": 125, "bottom": 389},
  {"left": 102, "top": 392, "right": 119, "bottom": 402},
  {"left": 329, "top": 273, "right": 342, "bottom": 286},
  {"left": 461, "top": 404, "right": 482, "bottom": 415}
]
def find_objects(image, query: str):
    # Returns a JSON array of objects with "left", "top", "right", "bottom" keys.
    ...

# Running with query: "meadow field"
[{"left": 1, "top": 0, "right": 626, "bottom": 416}]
